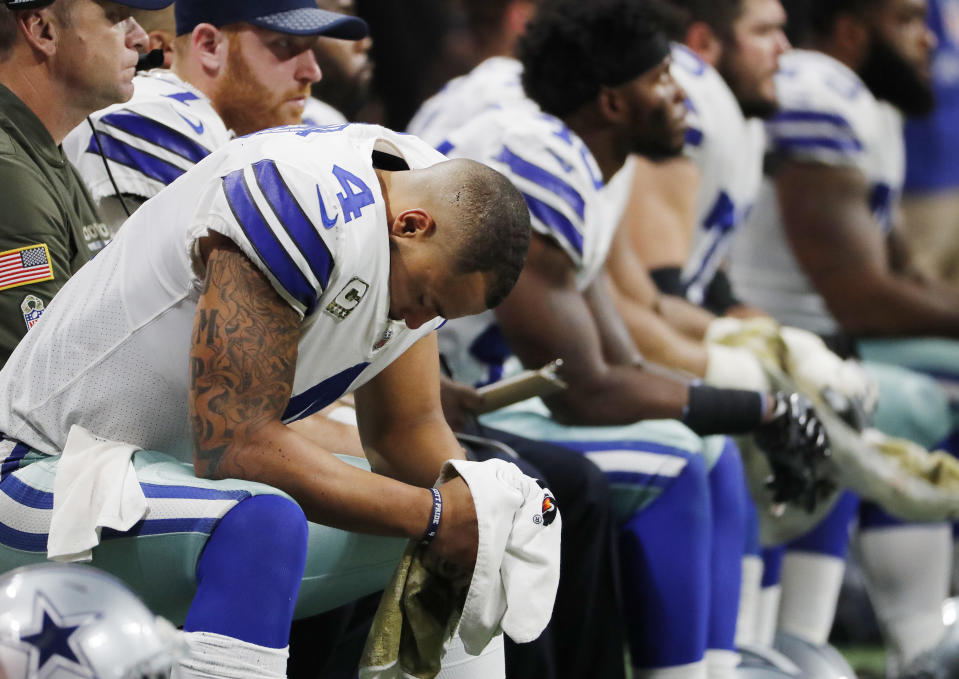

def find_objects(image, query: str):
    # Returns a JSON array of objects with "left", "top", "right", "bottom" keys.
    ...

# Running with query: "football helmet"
[
  {"left": 774, "top": 631, "right": 856, "bottom": 679},
  {"left": 0, "top": 563, "right": 181, "bottom": 679},
  {"left": 738, "top": 642, "right": 804, "bottom": 679}
]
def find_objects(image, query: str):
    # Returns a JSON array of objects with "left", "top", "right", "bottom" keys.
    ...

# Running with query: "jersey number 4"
[{"left": 331, "top": 165, "right": 375, "bottom": 223}]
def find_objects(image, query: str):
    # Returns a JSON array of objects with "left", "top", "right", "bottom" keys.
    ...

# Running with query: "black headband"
[{"left": 601, "top": 32, "right": 672, "bottom": 88}]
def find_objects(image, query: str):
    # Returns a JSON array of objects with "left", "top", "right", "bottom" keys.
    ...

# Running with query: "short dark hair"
[
  {"left": 447, "top": 160, "right": 531, "bottom": 309},
  {"left": 519, "top": 0, "right": 679, "bottom": 117},
  {"left": 660, "top": 0, "right": 744, "bottom": 41}
]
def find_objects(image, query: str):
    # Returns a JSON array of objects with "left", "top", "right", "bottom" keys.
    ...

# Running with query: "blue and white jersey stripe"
[
  {"left": 64, "top": 70, "right": 232, "bottom": 205},
  {"left": 765, "top": 50, "right": 903, "bottom": 176},
  {"left": 0, "top": 454, "right": 252, "bottom": 553},
  {"left": 767, "top": 109, "right": 864, "bottom": 159},
  {"left": 445, "top": 108, "right": 607, "bottom": 284},
  {"left": 221, "top": 160, "right": 338, "bottom": 316},
  {"left": 252, "top": 159, "right": 335, "bottom": 291}
]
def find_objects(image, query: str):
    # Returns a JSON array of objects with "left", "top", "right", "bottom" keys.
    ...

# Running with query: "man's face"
[
  {"left": 620, "top": 56, "right": 689, "bottom": 160},
  {"left": 312, "top": 0, "right": 372, "bottom": 118},
  {"left": 716, "top": 0, "right": 790, "bottom": 119},
  {"left": 211, "top": 25, "right": 322, "bottom": 137},
  {"left": 860, "top": 0, "right": 936, "bottom": 115},
  {"left": 387, "top": 235, "right": 490, "bottom": 330},
  {"left": 56, "top": 0, "right": 148, "bottom": 111}
]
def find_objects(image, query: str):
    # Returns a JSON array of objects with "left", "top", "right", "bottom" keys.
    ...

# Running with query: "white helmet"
[
  {"left": 738, "top": 642, "right": 804, "bottom": 679},
  {"left": 773, "top": 631, "right": 857, "bottom": 679},
  {"left": 0, "top": 563, "right": 181, "bottom": 679}
]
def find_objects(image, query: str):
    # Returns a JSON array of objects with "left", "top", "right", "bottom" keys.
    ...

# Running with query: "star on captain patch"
[
  {"left": 6, "top": 592, "right": 98, "bottom": 677},
  {"left": 21, "top": 294, "right": 44, "bottom": 330}
]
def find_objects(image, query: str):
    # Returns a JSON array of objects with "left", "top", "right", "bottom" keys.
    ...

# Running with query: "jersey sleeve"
[
  {"left": 764, "top": 54, "right": 871, "bottom": 170},
  {"left": 447, "top": 113, "right": 590, "bottom": 269},
  {"left": 65, "top": 88, "right": 228, "bottom": 204},
  {"left": 0, "top": 154, "right": 86, "bottom": 365},
  {"left": 197, "top": 158, "right": 341, "bottom": 318}
]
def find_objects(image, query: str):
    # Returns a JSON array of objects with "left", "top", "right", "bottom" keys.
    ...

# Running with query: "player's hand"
[
  {"left": 753, "top": 392, "right": 834, "bottom": 512},
  {"left": 425, "top": 476, "right": 478, "bottom": 573},
  {"left": 439, "top": 375, "right": 484, "bottom": 433}
]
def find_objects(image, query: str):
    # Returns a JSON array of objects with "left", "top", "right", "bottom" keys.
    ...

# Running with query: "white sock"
[
  {"left": 736, "top": 554, "right": 764, "bottom": 647},
  {"left": 755, "top": 585, "right": 781, "bottom": 648},
  {"left": 858, "top": 524, "right": 951, "bottom": 675},
  {"left": 436, "top": 631, "right": 505, "bottom": 679},
  {"left": 777, "top": 551, "right": 846, "bottom": 645},
  {"left": 633, "top": 659, "right": 708, "bottom": 679},
  {"left": 173, "top": 631, "right": 288, "bottom": 679},
  {"left": 705, "top": 649, "right": 741, "bottom": 679}
]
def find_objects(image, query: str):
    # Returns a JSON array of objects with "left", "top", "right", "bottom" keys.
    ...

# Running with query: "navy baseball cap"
[
  {"left": 175, "top": 0, "right": 369, "bottom": 38},
  {"left": 5, "top": 0, "right": 172, "bottom": 9}
]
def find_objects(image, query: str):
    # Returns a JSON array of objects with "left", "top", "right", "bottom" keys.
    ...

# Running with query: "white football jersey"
[
  {"left": 303, "top": 97, "right": 348, "bottom": 127},
  {"left": 670, "top": 44, "right": 766, "bottom": 304},
  {"left": 64, "top": 70, "right": 232, "bottom": 204},
  {"left": 729, "top": 50, "right": 905, "bottom": 335},
  {"left": 407, "top": 56, "right": 537, "bottom": 148},
  {"left": 0, "top": 124, "right": 445, "bottom": 460},
  {"left": 437, "top": 108, "right": 611, "bottom": 387}
]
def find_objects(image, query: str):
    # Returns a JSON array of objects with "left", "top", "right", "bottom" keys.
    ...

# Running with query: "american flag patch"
[{"left": 0, "top": 245, "right": 54, "bottom": 291}]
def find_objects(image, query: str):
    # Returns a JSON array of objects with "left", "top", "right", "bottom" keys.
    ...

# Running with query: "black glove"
[{"left": 753, "top": 392, "right": 834, "bottom": 512}]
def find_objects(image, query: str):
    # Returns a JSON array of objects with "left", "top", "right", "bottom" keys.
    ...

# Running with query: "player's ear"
[
  {"left": 685, "top": 21, "right": 722, "bottom": 66},
  {"left": 390, "top": 209, "right": 436, "bottom": 238},
  {"left": 17, "top": 8, "right": 59, "bottom": 58},
  {"left": 597, "top": 85, "right": 628, "bottom": 125},
  {"left": 149, "top": 29, "right": 175, "bottom": 69},
  {"left": 192, "top": 23, "right": 227, "bottom": 76}
]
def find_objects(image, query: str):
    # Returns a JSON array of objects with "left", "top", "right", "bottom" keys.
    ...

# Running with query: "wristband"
[
  {"left": 682, "top": 384, "right": 765, "bottom": 436},
  {"left": 421, "top": 488, "right": 443, "bottom": 545}
]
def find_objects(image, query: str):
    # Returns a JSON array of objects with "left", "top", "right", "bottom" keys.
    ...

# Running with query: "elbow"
[{"left": 192, "top": 445, "right": 228, "bottom": 480}]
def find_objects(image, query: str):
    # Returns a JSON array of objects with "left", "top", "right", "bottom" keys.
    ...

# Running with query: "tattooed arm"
[{"left": 189, "top": 235, "right": 477, "bottom": 564}]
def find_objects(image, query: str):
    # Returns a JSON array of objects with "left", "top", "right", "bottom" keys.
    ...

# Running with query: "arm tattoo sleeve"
[{"left": 189, "top": 243, "right": 300, "bottom": 479}]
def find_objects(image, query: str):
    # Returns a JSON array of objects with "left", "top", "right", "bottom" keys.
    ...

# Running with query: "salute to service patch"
[{"left": 0, "top": 244, "right": 54, "bottom": 291}]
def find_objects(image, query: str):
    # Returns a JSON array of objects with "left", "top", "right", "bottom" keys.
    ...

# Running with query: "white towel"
[
  {"left": 439, "top": 458, "right": 562, "bottom": 654},
  {"left": 48, "top": 425, "right": 148, "bottom": 562}
]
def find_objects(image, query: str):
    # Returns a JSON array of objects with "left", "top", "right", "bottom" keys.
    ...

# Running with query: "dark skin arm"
[
  {"left": 776, "top": 160, "right": 959, "bottom": 337},
  {"left": 189, "top": 236, "right": 476, "bottom": 565},
  {"left": 606, "top": 222, "right": 711, "bottom": 376},
  {"left": 494, "top": 232, "right": 690, "bottom": 426}
]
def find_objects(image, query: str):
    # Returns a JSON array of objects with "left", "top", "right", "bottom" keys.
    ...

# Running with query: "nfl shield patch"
[{"left": 20, "top": 294, "right": 44, "bottom": 330}]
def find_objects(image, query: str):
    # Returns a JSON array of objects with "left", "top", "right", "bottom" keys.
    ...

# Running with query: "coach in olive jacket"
[{"left": 0, "top": 0, "right": 169, "bottom": 366}]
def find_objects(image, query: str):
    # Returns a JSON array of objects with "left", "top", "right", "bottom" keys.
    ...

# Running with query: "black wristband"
[
  {"left": 702, "top": 271, "right": 742, "bottom": 316},
  {"left": 421, "top": 488, "right": 443, "bottom": 545},
  {"left": 682, "top": 384, "right": 765, "bottom": 436},
  {"left": 649, "top": 266, "right": 685, "bottom": 296}
]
